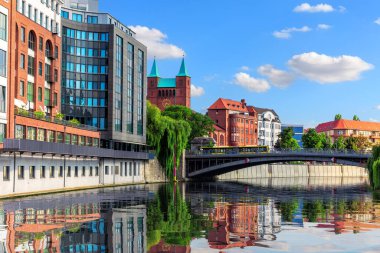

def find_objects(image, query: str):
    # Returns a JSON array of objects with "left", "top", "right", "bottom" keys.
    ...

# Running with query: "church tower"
[
  {"left": 147, "top": 59, "right": 160, "bottom": 107},
  {"left": 175, "top": 58, "right": 191, "bottom": 108}
]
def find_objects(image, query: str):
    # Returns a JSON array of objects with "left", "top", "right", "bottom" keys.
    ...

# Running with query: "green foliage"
[
  {"left": 279, "top": 199, "right": 299, "bottom": 222},
  {"left": 335, "top": 114, "right": 342, "bottom": 120},
  {"left": 345, "top": 137, "right": 358, "bottom": 151},
  {"left": 68, "top": 118, "right": 81, "bottom": 127},
  {"left": 147, "top": 102, "right": 191, "bottom": 180},
  {"left": 368, "top": 146, "right": 380, "bottom": 189},
  {"left": 17, "top": 107, "right": 29, "bottom": 117},
  {"left": 353, "top": 115, "right": 360, "bottom": 121},
  {"left": 162, "top": 105, "right": 215, "bottom": 145},
  {"left": 332, "top": 136, "right": 346, "bottom": 150},
  {"left": 302, "top": 129, "right": 330, "bottom": 149},
  {"left": 56, "top": 112, "right": 65, "bottom": 120},
  {"left": 276, "top": 128, "right": 300, "bottom": 150},
  {"left": 34, "top": 110, "right": 46, "bottom": 120}
]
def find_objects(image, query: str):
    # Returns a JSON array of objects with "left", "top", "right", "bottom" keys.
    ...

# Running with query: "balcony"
[{"left": 15, "top": 107, "right": 97, "bottom": 132}]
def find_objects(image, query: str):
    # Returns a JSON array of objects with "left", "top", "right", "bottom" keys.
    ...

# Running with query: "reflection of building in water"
[
  {"left": 208, "top": 201, "right": 281, "bottom": 250},
  {"left": 0, "top": 202, "right": 147, "bottom": 253}
]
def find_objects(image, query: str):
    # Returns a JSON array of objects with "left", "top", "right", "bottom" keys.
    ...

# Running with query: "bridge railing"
[{"left": 186, "top": 148, "right": 371, "bottom": 156}]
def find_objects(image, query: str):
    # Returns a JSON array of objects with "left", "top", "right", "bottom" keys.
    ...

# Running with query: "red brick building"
[
  {"left": 208, "top": 98, "right": 258, "bottom": 147},
  {"left": 316, "top": 119, "right": 380, "bottom": 146},
  {"left": 4, "top": 0, "right": 99, "bottom": 144},
  {"left": 147, "top": 58, "right": 191, "bottom": 110}
]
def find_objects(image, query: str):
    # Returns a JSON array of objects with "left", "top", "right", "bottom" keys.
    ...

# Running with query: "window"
[
  {"left": 87, "top": 15, "right": 98, "bottom": 24},
  {"left": 0, "top": 124, "right": 5, "bottom": 143},
  {"left": 0, "top": 86, "right": 5, "bottom": 113},
  {"left": 27, "top": 55, "right": 35, "bottom": 76},
  {"left": 18, "top": 166, "right": 24, "bottom": 179},
  {"left": 0, "top": 13, "right": 7, "bottom": 41},
  {"left": 67, "top": 166, "right": 71, "bottom": 177},
  {"left": 59, "top": 166, "right": 63, "bottom": 177},
  {"left": 50, "top": 166, "right": 55, "bottom": 178},
  {"left": 20, "top": 54, "right": 25, "bottom": 69},
  {"left": 0, "top": 50, "right": 6, "bottom": 77},
  {"left": 61, "top": 10, "right": 69, "bottom": 19},
  {"left": 39, "top": 37, "right": 43, "bottom": 51},
  {"left": 29, "top": 166, "right": 35, "bottom": 179},
  {"left": 37, "top": 128, "right": 45, "bottom": 141},
  {"left": 105, "top": 166, "right": 109, "bottom": 175},
  {"left": 21, "top": 1, "right": 25, "bottom": 15},
  {"left": 40, "top": 166, "right": 46, "bottom": 178},
  {"left": 54, "top": 69, "right": 58, "bottom": 82},
  {"left": 54, "top": 46, "right": 58, "bottom": 59},
  {"left": 74, "top": 166, "right": 78, "bottom": 177},
  {"left": 28, "top": 31, "right": 35, "bottom": 50},
  {"left": 38, "top": 87, "right": 42, "bottom": 101},
  {"left": 44, "top": 88, "right": 50, "bottom": 106},
  {"left": 54, "top": 92, "right": 58, "bottom": 106},
  {"left": 72, "top": 13, "right": 83, "bottom": 22},
  {"left": 65, "top": 133, "right": 71, "bottom": 144},
  {"left": 15, "top": 125, "right": 25, "bottom": 139},
  {"left": 95, "top": 166, "right": 99, "bottom": 176},
  {"left": 57, "top": 132, "right": 63, "bottom": 143},
  {"left": 45, "top": 41, "right": 52, "bottom": 57},
  {"left": 3, "top": 166, "right": 10, "bottom": 181},
  {"left": 89, "top": 166, "right": 93, "bottom": 176},
  {"left": 27, "top": 126, "right": 36, "bottom": 140},
  {"left": 21, "top": 27, "right": 25, "bottom": 42},
  {"left": 47, "top": 130, "right": 55, "bottom": 142},
  {"left": 45, "top": 63, "right": 51, "bottom": 81},
  {"left": 82, "top": 166, "right": 85, "bottom": 176},
  {"left": 38, "top": 62, "right": 42, "bottom": 76}
]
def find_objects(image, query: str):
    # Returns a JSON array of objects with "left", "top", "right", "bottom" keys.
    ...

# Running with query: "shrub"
[
  {"left": 56, "top": 112, "right": 64, "bottom": 121},
  {"left": 34, "top": 110, "right": 46, "bottom": 120},
  {"left": 68, "top": 118, "right": 80, "bottom": 127},
  {"left": 17, "top": 107, "right": 29, "bottom": 117}
]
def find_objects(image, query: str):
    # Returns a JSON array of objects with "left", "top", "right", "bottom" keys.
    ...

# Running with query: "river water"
[{"left": 0, "top": 178, "right": 379, "bottom": 253}]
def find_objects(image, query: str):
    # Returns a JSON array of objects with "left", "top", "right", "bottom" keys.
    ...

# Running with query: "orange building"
[
  {"left": 316, "top": 119, "right": 380, "bottom": 146},
  {"left": 207, "top": 98, "right": 258, "bottom": 147}
]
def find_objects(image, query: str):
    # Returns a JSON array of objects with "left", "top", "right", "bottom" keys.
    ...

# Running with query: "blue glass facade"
[{"left": 281, "top": 124, "right": 304, "bottom": 147}]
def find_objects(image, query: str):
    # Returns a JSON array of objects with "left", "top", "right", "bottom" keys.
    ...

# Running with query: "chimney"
[{"left": 241, "top": 99, "right": 246, "bottom": 108}]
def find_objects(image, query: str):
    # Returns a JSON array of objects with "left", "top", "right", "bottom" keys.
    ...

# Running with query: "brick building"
[
  {"left": 207, "top": 98, "right": 258, "bottom": 147},
  {"left": 316, "top": 119, "right": 380, "bottom": 146},
  {"left": 147, "top": 58, "right": 191, "bottom": 110}
]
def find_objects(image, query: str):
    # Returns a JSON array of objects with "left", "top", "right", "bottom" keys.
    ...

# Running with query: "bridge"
[{"left": 185, "top": 149, "right": 371, "bottom": 179}]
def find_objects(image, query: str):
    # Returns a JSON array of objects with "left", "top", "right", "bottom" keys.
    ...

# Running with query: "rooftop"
[
  {"left": 316, "top": 119, "right": 380, "bottom": 132},
  {"left": 208, "top": 98, "right": 249, "bottom": 112}
]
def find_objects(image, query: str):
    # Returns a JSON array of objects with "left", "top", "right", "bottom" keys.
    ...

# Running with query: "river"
[{"left": 0, "top": 177, "right": 379, "bottom": 252}]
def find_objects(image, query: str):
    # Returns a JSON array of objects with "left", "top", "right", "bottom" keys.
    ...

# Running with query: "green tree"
[
  {"left": 276, "top": 128, "right": 300, "bottom": 150},
  {"left": 368, "top": 145, "right": 380, "bottom": 189},
  {"left": 335, "top": 114, "right": 342, "bottom": 120},
  {"left": 320, "top": 133, "right": 333, "bottom": 149},
  {"left": 162, "top": 105, "right": 215, "bottom": 145},
  {"left": 147, "top": 102, "right": 191, "bottom": 180},
  {"left": 345, "top": 136, "right": 358, "bottom": 151},
  {"left": 302, "top": 129, "right": 323, "bottom": 149},
  {"left": 353, "top": 115, "right": 360, "bottom": 121},
  {"left": 332, "top": 136, "right": 346, "bottom": 150},
  {"left": 279, "top": 200, "right": 299, "bottom": 222},
  {"left": 355, "top": 136, "right": 371, "bottom": 151}
]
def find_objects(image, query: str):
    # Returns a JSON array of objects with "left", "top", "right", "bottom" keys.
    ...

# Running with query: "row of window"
[
  {"left": 64, "top": 45, "right": 108, "bottom": 58},
  {"left": 64, "top": 62, "right": 108, "bottom": 74},
  {"left": 104, "top": 162, "right": 142, "bottom": 177},
  {"left": 3, "top": 165, "right": 99, "bottom": 181},
  {"left": 63, "top": 96, "right": 107, "bottom": 107},
  {"left": 15, "top": 124, "right": 99, "bottom": 146},
  {"left": 26, "top": 31, "right": 58, "bottom": 58},
  {"left": 231, "top": 127, "right": 258, "bottom": 135},
  {"left": 63, "top": 28, "right": 109, "bottom": 42},
  {"left": 62, "top": 116, "right": 106, "bottom": 130},
  {"left": 18, "top": 0, "right": 60, "bottom": 33},
  {"left": 63, "top": 79, "right": 107, "bottom": 91},
  {"left": 61, "top": 10, "right": 99, "bottom": 24}
]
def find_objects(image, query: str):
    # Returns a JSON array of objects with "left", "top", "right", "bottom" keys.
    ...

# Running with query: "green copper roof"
[
  {"left": 148, "top": 59, "right": 160, "bottom": 77},
  {"left": 158, "top": 78, "right": 176, "bottom": 88},
  {"left": 177, "top": 58, "right": 190, "bottom": 77}
]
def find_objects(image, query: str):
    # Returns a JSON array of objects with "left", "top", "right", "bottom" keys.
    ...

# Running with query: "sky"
[{"left": 99, "top": 0, "right": 380, "bottom": 128}]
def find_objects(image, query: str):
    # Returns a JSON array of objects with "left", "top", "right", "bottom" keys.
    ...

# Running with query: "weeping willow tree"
[
  {"left": 368, "top": 146, "right": 380, "bottom": 189},
  {"left": 147, "top": 102, "right": 191, "bottom": 180}
]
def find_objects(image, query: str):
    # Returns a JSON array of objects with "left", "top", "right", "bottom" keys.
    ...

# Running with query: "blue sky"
[{"left": 100, "top": 0, "right": 380, "bottom": 128}]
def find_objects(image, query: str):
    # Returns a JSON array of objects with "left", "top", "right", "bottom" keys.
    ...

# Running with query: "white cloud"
[
  {"left": 338, "top": 6, "right": 346, "bottom": 13},
  {"left": 369, "top": 118, "right": 379, "bottom": 122},
  {"left": 375, "top": 18, "right": 380, "bottom": 25},
  {"left": 293, "top": 3, "right": 335, "bottom": 13},
  {"left": 128, "top": 25, "right": 185, "bottom": 59},
  {"left": 191, "top": 84, "right": 205, "bottom": 97},
  {"left": 288, "top": 52, "right": 373, "bottom": 84},
  {"left": 257, "top": 64, "right": 295, "bottom": 88},
  {"left": 376, "top": 105, "right": 380, "bottom": 110},
  {"left": 273, "top": 26, "right": 311, "bottom": 39},
  {"left": 317, "top": 24, "right": 331, "bottom": 30},
  {"left": 234, "top": 72, "right": 270, "bottom": 93},
  {"left": 240, "top": 66, "right": 250, "bottom": 71}
]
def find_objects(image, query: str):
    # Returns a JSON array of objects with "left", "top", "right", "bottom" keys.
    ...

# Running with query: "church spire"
[
  {"left": 148, "top": 58, "right": 160, "bottom": 77},
  {"left": 177, "top": 57, "right": 190, "bottom": 77}
]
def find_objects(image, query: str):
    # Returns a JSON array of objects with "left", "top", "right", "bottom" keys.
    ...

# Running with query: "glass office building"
[{"left": 61, "top": 0, "right": 147, "bottom": 150}]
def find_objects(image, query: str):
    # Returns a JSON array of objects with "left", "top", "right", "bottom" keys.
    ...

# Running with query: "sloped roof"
[
  {"left": 208, "top": 98, "right": 249, "bottom": 112},
  {"left": 213, "top": 124, "right": 226, "bottom": 132},
  {"left": 148, "top": 59, "right": 160, "bottom": 77},
  {"left": 177, "top": 58, "right": 190, "bottom": 77},
  {"left": 316, "top": 119, "right": 380, "bottom": 132},
  {"left": 253, "top": 106, "right": 279, "bottom": 117}
]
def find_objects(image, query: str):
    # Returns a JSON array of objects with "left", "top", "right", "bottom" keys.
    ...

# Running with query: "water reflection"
[{"left": 0, "top": 180, "right": 379, "bottom": 252}]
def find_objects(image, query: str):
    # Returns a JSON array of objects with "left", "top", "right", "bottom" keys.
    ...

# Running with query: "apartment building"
[{"left": 254, "top": 107, "right": 281, "bottom": 149}]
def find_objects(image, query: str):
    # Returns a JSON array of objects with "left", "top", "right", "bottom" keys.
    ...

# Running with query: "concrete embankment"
[{"left": 217, "top": 164, "right": 369, "bottom": 180}]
